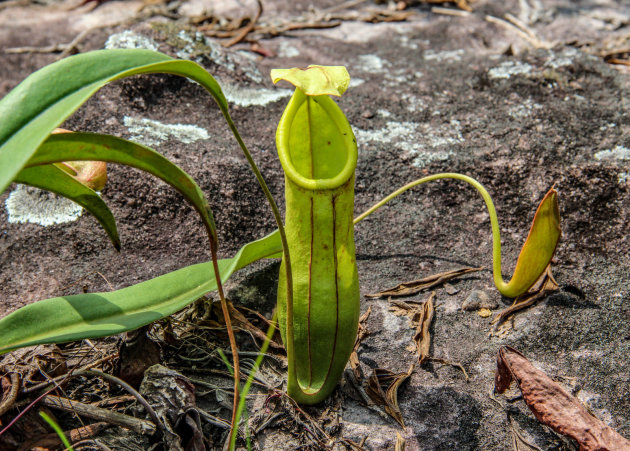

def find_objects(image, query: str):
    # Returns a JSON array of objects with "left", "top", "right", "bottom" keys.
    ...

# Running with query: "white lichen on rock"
[
  {"left": 105, "top": 30, "right": 159, "bottom": 51},
  {"left": 123, "top": 116, "right": 209, "bottom": 147},
  {"left": 424, "top": 49, "right": 464, "bottom": 63},
  {"left": 594, "top": 145, "right": 630, "bottom": 161},
  {"left": 219, "top": 83, "right": 292, "bottom": 107},
  {"left": 276, "top": 41, "right": 300, "bottom": 58},
  {"left": 355, "top": 54, "right": 389, "bottom": 73},
  {"left": 488, "top": 61, "right": 533, "bottom": 79},
  {"left": 5, "top": 185, "right": 83, "bottom": 226},
  {"left": 508, "top": 98, "right": 542, "bottom": 119},
  {"left": 354, "top": 120, "right": 462, "bottom": 168}
]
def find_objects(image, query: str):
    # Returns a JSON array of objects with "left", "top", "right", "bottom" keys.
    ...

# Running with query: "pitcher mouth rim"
[{"left": 276, "top": 90, "right": 357, "bottom": 191}]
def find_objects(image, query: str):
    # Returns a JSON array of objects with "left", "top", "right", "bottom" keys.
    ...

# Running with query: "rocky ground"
[{"left": 0, "top": 0, "right": 629, "bottom": 449}]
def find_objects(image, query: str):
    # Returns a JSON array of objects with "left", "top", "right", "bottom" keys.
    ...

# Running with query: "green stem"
[
  {"left": 353, "top": 173, "right": 510, "bottom": 295},
  {"left": 221, "top": 113, "right": 296, "bottom": 393}
]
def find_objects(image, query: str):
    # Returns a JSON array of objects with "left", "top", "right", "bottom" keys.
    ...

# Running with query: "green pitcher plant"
[
  {"left": 270, "top": 66, "right": 560, "bottom": 402},
  {"left": 0, "top": 50, "right": 560, "bottom": 420}
]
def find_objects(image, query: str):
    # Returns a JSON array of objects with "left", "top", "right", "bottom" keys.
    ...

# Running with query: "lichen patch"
[
  {"left": 123, "top": 116, "right": 209, "bottom": 147},
  {"left": 5, "top": 185, "right": 83, "bottom": 226}
]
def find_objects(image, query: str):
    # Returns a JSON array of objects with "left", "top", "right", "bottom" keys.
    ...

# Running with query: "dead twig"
[
  {"left": 23, "top": 354, "right": 117, "bottom": 394},
  {"left": 223, "top": 0, "right": 263, "bottom": 47},
  {"left": 431, "top": 6, "right": 471, "bottom": 17},
  {"left": 42, "top": 395, "right": 156, "bottom": 435},
  {"left": 428, "top": 357, "right": 469, "bottom": 382},
  {"left": 81, "top": 369, "right": 164, "bottom": 436},
  {"left": 485, "top": 14, "right": 552, "bottom": 49},
  {"left": 0, "top": 373, "right": 20, "bottom": 416}
]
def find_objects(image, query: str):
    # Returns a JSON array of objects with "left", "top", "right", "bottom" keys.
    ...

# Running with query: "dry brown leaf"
[
  {"left": 495, "top": 346, "right": 630, "bottom": 451},
  {"left": 413, "top": 294, "right": 435, "bottom": 365},
  {"left": 366, "top": 267, "right": 483, "bottom": 298},
  {"left": 366, "top": 364, "right": 414, "bottom": 427},
  {"left": 492, "top": 265, "right": 558, "bottom": 328},
  {"left": 350, "top": 306, "right": 372, "bottom": 381},
  {"left": 395, "top": 431, "right": 406, "bottom": 451}
]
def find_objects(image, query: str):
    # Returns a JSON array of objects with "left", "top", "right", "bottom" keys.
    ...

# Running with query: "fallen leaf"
[
  {"left": 366, "top": 267, "right": 482, "bottom": 298},
  {"left": 492, "top": 265, "right": 558, "bottom": 329},
  {"left": 395, "top": 431, "right": 406, "bottom": 451},
  {"left": 413, "top": 294, "right": 435, "bottom": 365},
  {"left": 350, "top": 306, "right": 372, "bottom": 381},
  {"left": 366, "top": 364, "right": 414, "bottom": 427},
  {"left": 495, "top": 346, "right": 630, "bottom": 451},
  {"left": 116, "top": 325, "right": 161, "bottom": 388}
]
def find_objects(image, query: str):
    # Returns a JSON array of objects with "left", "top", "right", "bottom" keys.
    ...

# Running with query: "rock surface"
[{"left": 1, "top": 0, "right": 629, "bottom": 449}]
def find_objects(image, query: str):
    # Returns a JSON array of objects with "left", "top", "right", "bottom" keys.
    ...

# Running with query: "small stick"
[
  {"left": 485, "top": 14, "right": 550, "bottom": 49},
  {"left": 0, "top": 373, "right": 20, "bottom": 416},
  {"left": 223, "top": 0, "right": 262, "bottom": 48},
  {"left": 81, "top": 369, "right": 164, "bottom": 437},
  {"left": 431, "top": 6, "right": 471, "bottom": 17},
  {"left": 42, "top": 395, "right": 156, "bottom": 435},
  {"left": 23, "top": 355, "right": 117, "bottom": 394}
]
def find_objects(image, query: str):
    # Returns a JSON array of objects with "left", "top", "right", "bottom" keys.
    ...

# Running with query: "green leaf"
[
  {"left": 0, "top": 49, "right": 229, "bottom": 194},
  {"left": 28, "top": 132, "right": 216, "bottom": 242},
  {"left": 500, "top": 188, "right": 561, "bottom": 298},
  {"left": 0, "top": 230, "right": 281, "bottom": 355},
  {"left": 13, "top": 163, "right": 120, "bottom": 250}
]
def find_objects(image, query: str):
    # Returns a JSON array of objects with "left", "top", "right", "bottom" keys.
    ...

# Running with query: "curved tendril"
[{"left": 353, "top": 173, "right": 513, "bottom": 296}]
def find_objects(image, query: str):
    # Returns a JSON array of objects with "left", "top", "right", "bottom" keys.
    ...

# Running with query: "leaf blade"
[
  {"left": 14, "top": 163, "right": 120, "bottom": 250},
  {"left": 0, "top": 49, "right": 230, "bottom": 194},
  {"left": 29, "top": 132, "right": 216, "bottom": 241},
  {"left": 0, "top": 230, "right": 281, "bottom": 355}
]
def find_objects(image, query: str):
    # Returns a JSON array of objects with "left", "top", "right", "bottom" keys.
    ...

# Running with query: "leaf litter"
[
  {"left": 494, "top": 346, "right": 630, "bottom": 451},
  {"left": 366, "top": 267, "right": 483, "bottom": 298}
]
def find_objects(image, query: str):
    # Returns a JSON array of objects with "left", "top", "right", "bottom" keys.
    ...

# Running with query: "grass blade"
[
  {"left": 14, "top": 163, "right": 120, "bottom": 250},
  {"left": 0, "top": 229, "right": 281, "bottom": 355}
]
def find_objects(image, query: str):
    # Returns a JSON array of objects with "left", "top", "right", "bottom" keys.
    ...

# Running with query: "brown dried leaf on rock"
[
  {"left": 366, "top": 267, "right": 482, "bottom": 298},
  {"left": 413, "top": 293, "right": 435, "bottom": 365},
  {"left": 140, "top": 364, "right": 205, "bottom": 451},
  {"left": 23, "top": 422, "right": 111, "bottom": 451},
  {"left": 116, "top": 325, "right": 161, "bottom": 388},
  {"left": 395, "top": 431, "right": 406, "bottom": 451},
  {"left": 495, "top": 346, "right": 630, "bottom": 451},
  {"left": 366, "top": 364, "right": 414, "bottom": 428},
  {"left": 350, "top": 306, "right": 372, "bottom": 381},
  {"left": 492, "top": 265, "right": 558, "bottom": 329}
]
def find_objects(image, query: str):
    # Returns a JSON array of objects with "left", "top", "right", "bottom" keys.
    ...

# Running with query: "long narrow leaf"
[
  {"left": 0, "top": 49, "right": 229, "bottom": 194},
  {"left": 14, "top": 164, "right": 120, "bottom": 250},
  {"left": 28, "top": 132, "right": 215, "bottom": 241},
  {"left": 0, "top": 230, "right": 281, "bottom": 354}
]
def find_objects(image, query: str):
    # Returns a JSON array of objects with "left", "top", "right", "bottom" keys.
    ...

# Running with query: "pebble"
[{"left": 462, "top": 290, "right": 498, "bottom": 311}]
